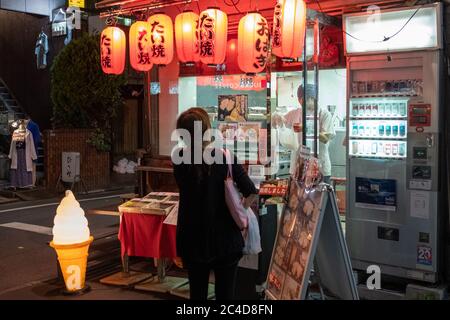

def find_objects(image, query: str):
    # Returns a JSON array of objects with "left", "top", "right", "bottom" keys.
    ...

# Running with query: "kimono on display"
[{"left": 9, "top": 122, "right": 38, "bottom": 188}]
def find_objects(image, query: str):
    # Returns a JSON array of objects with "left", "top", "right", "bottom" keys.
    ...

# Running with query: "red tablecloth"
[{"left": 118, "top": 212, "right": 177, "bottom": 259}]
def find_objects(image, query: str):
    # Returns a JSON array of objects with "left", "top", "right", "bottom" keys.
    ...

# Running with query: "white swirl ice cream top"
[{"left": 52, "top": 190, "right": 90, "bottom": 245}]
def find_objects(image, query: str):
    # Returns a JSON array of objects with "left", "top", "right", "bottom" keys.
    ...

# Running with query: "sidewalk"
[
  {"left": 0, "top": 172, "right": 137, "bottom": 206},
  {"left": 0, "top": 258, "right": 182, "bottom": 300},
  {"left": 0, "top": 277, "right": 177, "bottom": 300}
]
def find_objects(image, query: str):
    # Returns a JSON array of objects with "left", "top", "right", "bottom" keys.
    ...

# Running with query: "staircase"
[
  {"left": 0, "top": 78, "right": 26, "bottom": 135},
  {"left": 0, "top": 78, "right": 44, "bottom": 184}
]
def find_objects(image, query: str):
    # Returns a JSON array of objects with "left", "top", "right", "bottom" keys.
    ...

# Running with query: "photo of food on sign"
[
  {"left": 266, "top": 177, "right": 324, "bottom": 300},
  {"left": 218, "top": 95, "right": 248, "bottom": 122},
  {"left": 281, "top": 274, "right": 302, "bottom": 300}
]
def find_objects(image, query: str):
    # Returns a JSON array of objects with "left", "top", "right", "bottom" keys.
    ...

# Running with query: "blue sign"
[{"left": 355, "top": 177, "right": 397, "bottom": 211}]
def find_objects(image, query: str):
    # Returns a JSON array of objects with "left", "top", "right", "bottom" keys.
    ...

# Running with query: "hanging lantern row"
[{"left": 100, "top": 0, "right": 306, "bottom": 75}]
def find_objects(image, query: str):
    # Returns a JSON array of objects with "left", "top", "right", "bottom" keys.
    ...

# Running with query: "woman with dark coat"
[{"left": 173, "top": 107, "right": 257, "bottom": 300}]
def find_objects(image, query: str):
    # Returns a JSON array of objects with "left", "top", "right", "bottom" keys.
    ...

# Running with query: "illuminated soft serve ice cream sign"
[{"left": 50, "top": 191, "right": 93, "bottom": 293}]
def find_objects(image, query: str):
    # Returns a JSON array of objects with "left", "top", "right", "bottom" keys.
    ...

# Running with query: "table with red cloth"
[{"left": 118, "top": 212, "right": 177, "bottom": 260}]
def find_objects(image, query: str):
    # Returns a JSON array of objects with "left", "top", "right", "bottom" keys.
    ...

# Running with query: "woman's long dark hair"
[{"left": 176, "top": 107, "right": 212, "bottom": 181}]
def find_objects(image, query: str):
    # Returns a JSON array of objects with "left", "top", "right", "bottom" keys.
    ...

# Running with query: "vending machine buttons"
[{"left": 413, "top": 147, "right": 427, "bottom": 160}]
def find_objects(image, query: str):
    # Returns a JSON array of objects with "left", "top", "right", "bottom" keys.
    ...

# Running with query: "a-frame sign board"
[{"left": 265, "top": 180, "right": 359, "bottom": 300}]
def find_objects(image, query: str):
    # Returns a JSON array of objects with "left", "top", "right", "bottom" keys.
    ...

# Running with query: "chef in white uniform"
[{"left": 273, "top": 84, "right": 335, "bottom": 182}]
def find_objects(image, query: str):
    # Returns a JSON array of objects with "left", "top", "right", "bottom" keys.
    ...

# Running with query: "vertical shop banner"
[{"left": 355, "top": 177, "right": 397, "bottom": 211}]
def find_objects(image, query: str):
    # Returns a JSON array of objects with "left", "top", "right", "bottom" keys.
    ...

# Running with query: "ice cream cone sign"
[{"left": 50, "top": 190, "right": 93, "bottom": 292}]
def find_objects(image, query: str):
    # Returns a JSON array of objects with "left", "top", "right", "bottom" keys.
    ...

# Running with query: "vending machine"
[{"left": 343, "top": 3, "right": 444, "bottom": 282}]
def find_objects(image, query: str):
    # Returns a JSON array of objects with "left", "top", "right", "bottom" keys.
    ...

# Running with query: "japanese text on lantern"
[
  {"left": 101, "top": 34, "right": 112, "bottom": 69},
  {"left": 253, "top": 18, "right": 269, "bottom": 69},
  {"left": 273, "top": 2, "right": 282, "bottom": 48},
  {"left": 151, "top": 20, "right": 166, "bottom": 58},
  {"left": 138, "top": 29, "right": 151, "bottom": 65},
  {"left": 199, "top": 13, "right": 215, "bottom": 58}
]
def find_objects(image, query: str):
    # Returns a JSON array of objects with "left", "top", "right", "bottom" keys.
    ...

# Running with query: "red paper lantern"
[
  {"left": 225, "top": 39, "right": 238, "bottom": 71},
  {"left": 147, "top": 13, "right": 174, "bottom": 66},
  {"left": 238, "top": 13, "right": 270, "bottom": 74},
  {"left": 175, "top": 10, "right": 200, "bottom": 65},
  {"left": 129, "top": 21, "right": 153, "bottom": 72},
  {"left": 272, "top": 0, "right": 307, "bottom": 60},
  {"left": 198, "top": 7, "right": 228, "bottom": 66},
  {"left": 100, "top": 27, "right": 126, "bottom": 75}
]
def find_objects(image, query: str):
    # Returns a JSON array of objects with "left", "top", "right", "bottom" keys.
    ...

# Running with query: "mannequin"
[{"left": 9, "top": 120, "right": 37, "bottom": 189}]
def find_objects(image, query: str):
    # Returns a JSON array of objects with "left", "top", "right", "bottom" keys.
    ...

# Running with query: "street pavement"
[{"left": 0, "top": 192, "right": 123, "bottom": 294}]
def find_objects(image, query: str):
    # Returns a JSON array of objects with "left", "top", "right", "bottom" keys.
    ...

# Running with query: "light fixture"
[
  {"left": 238, "top": 12, "right": 270, "bottom": 75},
  {"left": 147, "top": 13, "right": 174, "bottom": 66},
  {"left": 198, "top": 7, "right": 228, "bottom": 66},
  {"left": 175, "top": 10, "right": 200, "bottom": 66},
  {"left": 129, "top": 21, "right": 153, "bottom": 72},
  {"left": 50, "top": 191, "right": 93, "bottom": 294}
]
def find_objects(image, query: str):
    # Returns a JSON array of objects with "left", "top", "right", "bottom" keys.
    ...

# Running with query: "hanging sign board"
[
  {"left": 52, "top": 8, "right": 67, "bottom": 37},
  {"left": 68, "top": 0, "right": 85, "bottom": 8}
]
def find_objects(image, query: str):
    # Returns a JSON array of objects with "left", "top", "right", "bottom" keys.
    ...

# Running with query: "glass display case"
[{"left": 348, "top": 97, "right": 408, "bottom": 159}]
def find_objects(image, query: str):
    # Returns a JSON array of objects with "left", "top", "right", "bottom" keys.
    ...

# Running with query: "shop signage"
[
  {"left": 100, "top": 27, "right": 126, "bottom": 75},
  {"left": 199, "top": 8, "right": 228, "bottom": 66},
  {"left": 68, "top": 0, "right": 85, "bottom": 8},
  {"left": 52, "top": 8, "right": 67, "bottom": 37},
  {"left": 237, "top": 12, "right": 270, "bottom": 74},
  {"left": 129, "top": 21, "right": 153, "bottom": 72},
  {"left": 147, "top": 13, "right": 174, "bottom": 66},
  {"left": 61, "top": 152, "right": 80, "bottom": 183},
  {"left": 344, "top": 4, "right": 441, "bottom": 54},
  {"left": 271, "top": 0, "right": 307, "bottom": 60},
  {"left": 266, "top": 180, "right": 359, "bottom": 300}
]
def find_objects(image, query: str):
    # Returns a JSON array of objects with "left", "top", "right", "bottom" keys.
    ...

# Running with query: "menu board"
[{"left": 266, "top": 179, "right": 325, "bottom": 300}]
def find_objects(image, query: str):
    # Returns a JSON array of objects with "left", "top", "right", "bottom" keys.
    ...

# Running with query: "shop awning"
[{"left": 96, "top": 0, "right": 415, "bottom": 15}]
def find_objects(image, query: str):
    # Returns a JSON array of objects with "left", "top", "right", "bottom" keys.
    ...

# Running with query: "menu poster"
[
  {"left": 236, "top": 122, "right": 261, "bottom": 143},
  {"left": 218, "top": 95, "right": 248, "bottom": 122},
  {"left": 218, "top": 122, "right": 238, "bottom": 143},
  {"left": 266, "top": 179, "right": 325, "bottom": 300}
]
